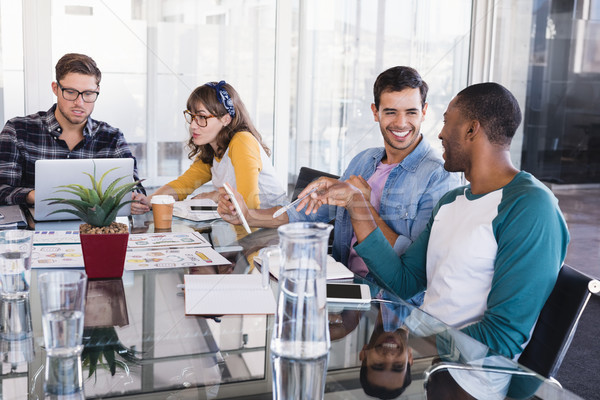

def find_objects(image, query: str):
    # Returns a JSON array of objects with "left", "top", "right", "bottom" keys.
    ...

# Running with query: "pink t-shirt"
[{"left": 347, "top": 161, "right": 398, "bottom": 277}]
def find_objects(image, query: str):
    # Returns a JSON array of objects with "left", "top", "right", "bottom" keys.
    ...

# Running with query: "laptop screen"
[{"left": 33, "top": 158, "right": 135, "bottom": 221}]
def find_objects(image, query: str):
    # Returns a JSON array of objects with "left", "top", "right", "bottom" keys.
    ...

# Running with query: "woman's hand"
[{"left": 192, "top": 190, "right": 220, "bottom": 203}]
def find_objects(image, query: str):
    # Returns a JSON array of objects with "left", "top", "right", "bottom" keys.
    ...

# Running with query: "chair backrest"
[
  {"left": 291, "top": 167, "right": 340, "bottom": 202},
  {"left": 517, "top": 264, "right": 599, "bottom": 379}
]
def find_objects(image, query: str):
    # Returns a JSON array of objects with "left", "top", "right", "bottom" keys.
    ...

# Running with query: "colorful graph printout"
[
  {"left": 32, "top": 244, "right": 84, "bottom": 268},
  {"left": 33, "top": 230, "right": 81, "bottom": 245},
  {"left": 125, "top": 246, "right": 230, "bottom": 271},
  {"left": 128, "top": 232, "right": 210, "bottom": 248}
]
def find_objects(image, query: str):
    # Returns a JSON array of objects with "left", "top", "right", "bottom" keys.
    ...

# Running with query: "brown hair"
[
  {"left": 186, "top": 82, "right": 271, "bottom": 164},
  {"left": 55, "top": 53, "right": 102, "bottom": 86},
  {"left": 373, "top": 66, "right": 428, "bottom": 110}
]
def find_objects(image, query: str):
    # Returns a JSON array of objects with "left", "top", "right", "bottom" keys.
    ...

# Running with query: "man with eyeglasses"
[{"left": 0, "top": 53, "right": 142, "bottom": 205}]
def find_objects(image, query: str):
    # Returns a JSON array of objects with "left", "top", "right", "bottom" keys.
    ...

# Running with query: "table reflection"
[
  {"left": 0, "top": 297, "right": 35, "bottom": 368},
  {"left": 13, "top": 215, "right": 578, "bottom": 399}
]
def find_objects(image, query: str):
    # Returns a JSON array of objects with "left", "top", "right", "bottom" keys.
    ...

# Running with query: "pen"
[{"left": 273, "top": 187, "right": 318, "bottom": 218}]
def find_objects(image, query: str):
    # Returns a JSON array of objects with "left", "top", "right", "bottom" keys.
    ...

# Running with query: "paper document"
[
  {"left": 125, "top": 246, "right": 230, "bottom": 271},
  {"left": 173, "top": 199, "right": 220, "bottom": 222},
  {"left": 254, "top": 254, "right": 354, "bottom": 281},
  {"left": 128, "top": 232, "right": 210, "bottom": 248},
  {"left": 34, "top": 230, "right": 81, "bottom": 245},
  {"left": 32, "top": 244, "right": 84, "bottom": 268},
  {"left": 184, "top": 274, "right": 276, "bottom": 315}
]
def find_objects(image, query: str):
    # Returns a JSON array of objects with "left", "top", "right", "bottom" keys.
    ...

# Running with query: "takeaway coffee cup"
[{"left": 151, "top": 195, "right": 175, "bottom": 230}]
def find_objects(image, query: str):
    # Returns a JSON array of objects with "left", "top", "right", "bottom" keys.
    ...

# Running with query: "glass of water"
[
  {"left": 38, "top": 271, "right": 87, "bottom": 357},
  {"left": 0, "top": 230, "right": 34, "bottom": 298}
]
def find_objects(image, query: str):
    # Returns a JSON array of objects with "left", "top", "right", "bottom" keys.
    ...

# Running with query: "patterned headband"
[{"left": 206, "top": 80, "right": 236, "bottom": 118}]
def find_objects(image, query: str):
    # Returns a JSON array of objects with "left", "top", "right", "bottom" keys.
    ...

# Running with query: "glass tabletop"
[{"left": 1, "top": 215, "right": 583, "bottom": 399}]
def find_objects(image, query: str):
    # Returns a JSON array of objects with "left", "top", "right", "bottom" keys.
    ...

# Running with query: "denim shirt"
[{"left": 287, "top": 136, "right": 461, "bottom": 266}]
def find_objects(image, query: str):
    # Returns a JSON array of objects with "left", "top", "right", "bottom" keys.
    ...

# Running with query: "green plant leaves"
[{"left": 43, "top": 161, "right": 143, "bottom": 227}]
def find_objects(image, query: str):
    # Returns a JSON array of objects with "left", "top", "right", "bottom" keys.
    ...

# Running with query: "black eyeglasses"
[
  {"left": 57, "top": 82, "right": 100, "bottom": 103},
  {"left": 183, "top": 110, "right": 215, "bottom": 127}
]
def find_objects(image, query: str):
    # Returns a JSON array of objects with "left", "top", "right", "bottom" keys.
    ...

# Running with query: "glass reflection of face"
[{"left": 360, "top": 327, "right": 413, "bottom": 391}]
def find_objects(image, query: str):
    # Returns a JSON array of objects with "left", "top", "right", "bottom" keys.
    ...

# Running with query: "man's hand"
[
  {"left": 346, "top": 175, "right": 371, "bottom": 203},
  {"left": 295, "top": 177, "right": 368, "bottom": 218},
  {"left": 26, "top": 190, "right": 35, "bottom": 205},
  {"left": 131, "top": 192, "right": 151, "bottom": 214},
  {"left": 217, "top": 187, "right": 249, "bottom": 226}
]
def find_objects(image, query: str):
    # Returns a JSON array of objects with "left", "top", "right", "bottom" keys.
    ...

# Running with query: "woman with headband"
[{"left": 132, "top": 81, "right": 286, "bottom": 214}]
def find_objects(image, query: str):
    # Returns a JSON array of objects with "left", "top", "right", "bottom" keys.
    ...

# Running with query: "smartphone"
[
  {"left": 326, "top": 283, "right": 371, "bottom": 305},
  {"left": 191, "top": 205, "right": 218, "bottom": 211}
]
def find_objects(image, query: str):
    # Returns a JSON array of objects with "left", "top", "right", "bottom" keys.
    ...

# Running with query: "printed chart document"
[
  {"left": 125, "top": 246, "right": 230, "bottom": 271},
  {"left": 34, "top": 230, "right": 81, "bottom": 245},
  {"left": 173, "top": 199, "right": 220, "bottom": 222},
  {"left": 184, "top": 274, "right": 276, "bottom": 315},
  {"left": 128, "top": 232, "right": 210, "bottom": 248},
  {"left": 32, "top": 244, "right": 84, "bottom": 268},
  {"left": 254, "top": 254, "right": 354, "bottom": 281}
]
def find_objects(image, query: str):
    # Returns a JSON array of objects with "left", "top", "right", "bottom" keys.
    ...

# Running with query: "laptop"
[{"left": 33, "top": 158, "right": 135, "bottom": 221}]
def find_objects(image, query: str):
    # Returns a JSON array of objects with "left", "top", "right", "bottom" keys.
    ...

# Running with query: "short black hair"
[
  {"left": 360, "top": 362, "right": 412, "bottom": 399},
  {"left": 373, "top": 66, "right": 428, "bottom": 109},
  {"left": 453, "top": 82, "right": 522, "bottom": 146}
]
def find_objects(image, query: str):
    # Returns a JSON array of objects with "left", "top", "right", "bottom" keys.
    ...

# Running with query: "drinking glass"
[
  {"left": 38, "top": 271, "right": 87, "bottom": 357},
  {"left": 0, "top": 230, "right": 34, "bottom": 298}
]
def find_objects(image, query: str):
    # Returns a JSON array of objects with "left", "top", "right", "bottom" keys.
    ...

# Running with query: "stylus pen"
[{"left": 273, "top": 187, "right": 318, "bottom": 219}]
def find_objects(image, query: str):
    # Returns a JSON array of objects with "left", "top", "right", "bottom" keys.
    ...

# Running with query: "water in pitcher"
[
  {"left": 271, "top": 353, "right": 328, "bottom": 400},
  {"left": 270, "top": 258, "right": 329, "bottom": 359}
]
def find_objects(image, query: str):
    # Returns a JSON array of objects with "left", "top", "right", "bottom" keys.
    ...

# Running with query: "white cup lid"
[{"left": 151, "top": 195, "right": 175, "bottom": 205}]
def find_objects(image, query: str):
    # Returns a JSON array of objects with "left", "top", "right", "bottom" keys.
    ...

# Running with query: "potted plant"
[{"left": 45, "top": 165, "right": 141, "bottom": 279}]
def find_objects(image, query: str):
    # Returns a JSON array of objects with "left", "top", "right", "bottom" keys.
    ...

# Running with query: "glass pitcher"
[{"left": 260, "top": 222, "right": 333, "bottom": 360}]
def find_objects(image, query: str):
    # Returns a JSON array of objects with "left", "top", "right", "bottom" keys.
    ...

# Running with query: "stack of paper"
[
  {"left": 31, "top": 231, "right": 231, "bottom": 270},
  {"left": 254, "top": 254, "right": 354, "bottom": 281}
]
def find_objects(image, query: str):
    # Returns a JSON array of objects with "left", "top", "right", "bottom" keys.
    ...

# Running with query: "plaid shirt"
[{"left": 0, "top": 104, "right": 143, "bottom": 205}]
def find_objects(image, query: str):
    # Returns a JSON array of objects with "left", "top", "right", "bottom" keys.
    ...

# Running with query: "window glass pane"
[
  {"left": 49, "top": 0, "right": 276, "bottom": 187},
  {"left": 290, "top": 0, "right": 472, "bottom": 179},
  {"left": 0, "top": 0, "right": 25, "bottom": 125}
]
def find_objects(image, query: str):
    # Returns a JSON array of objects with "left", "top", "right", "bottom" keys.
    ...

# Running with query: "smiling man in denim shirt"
[{"left": 219, "top": 66, "right": 460, "bottom": 277}]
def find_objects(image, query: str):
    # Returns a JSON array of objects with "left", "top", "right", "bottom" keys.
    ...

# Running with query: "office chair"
[
  {"left": 291, "top": 167, "right": 340, "bottom": 202},
  {"left": 423, "top": 264, "right": 600, "bottom": 394},
  {"left": 517, "top": 264, "right": 599, "bottom": 380}
]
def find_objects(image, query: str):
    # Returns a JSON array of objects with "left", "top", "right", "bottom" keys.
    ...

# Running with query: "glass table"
[{"left": 1, "top": 215, "right": 584, "bottom": 399}]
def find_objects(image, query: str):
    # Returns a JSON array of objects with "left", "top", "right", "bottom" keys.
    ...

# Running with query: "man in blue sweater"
[
  {"left": 218, "top": 66, "right": 459, "bottom": 278},
  {"left": 295, "top": 82, "right": 570, "bottom": 359}
]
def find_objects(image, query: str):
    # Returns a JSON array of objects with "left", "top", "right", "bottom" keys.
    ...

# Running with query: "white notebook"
[
  {"left": 184, "top": 274, "right": 276, "bottom": 315},
  {"left": 253, "top": 254, "right": 354, "bottom": 281}
]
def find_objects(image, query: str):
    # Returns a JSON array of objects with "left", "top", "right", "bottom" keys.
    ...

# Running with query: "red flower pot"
[{"left": 80, "top": 232, "right": 129, "bottom": 279}]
